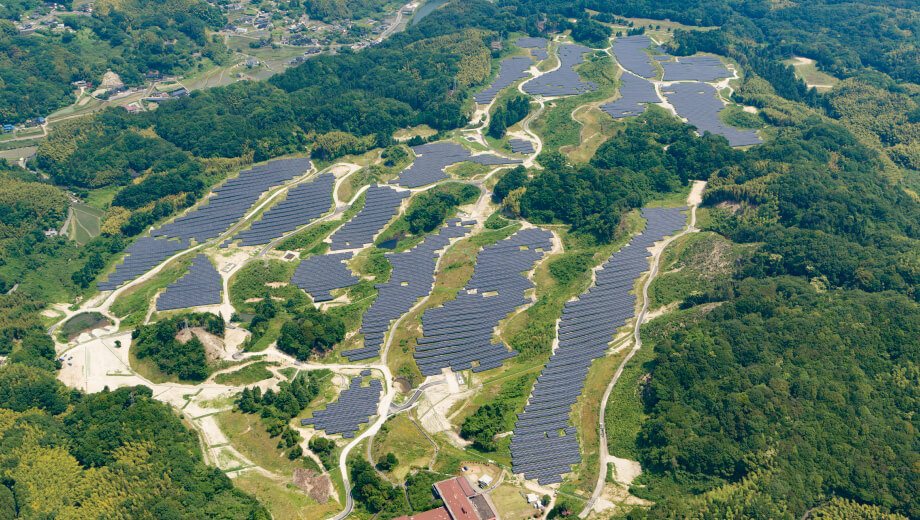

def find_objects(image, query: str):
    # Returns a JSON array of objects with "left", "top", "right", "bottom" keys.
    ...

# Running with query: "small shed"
[{"left": 478, "top": 475, "right": 493, "bottom": 488}]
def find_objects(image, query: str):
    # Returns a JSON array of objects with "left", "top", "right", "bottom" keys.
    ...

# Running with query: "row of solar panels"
[
  {"left": 301, "top": 377, "right": 383, "bottom": 438},
  {"left": 290, "top": 252, "right": 359, "bottom": 302},
  {"left": 153, "top": 158, "right": 312, "bottom": 243},
  {"left": 509, "top": 139, "right": 535, "bottom": 154},
  {"left": 155, "top": 254, "right": 223, "bottom": 311},
  {"left": 99, "top": 158, "right": 316, "bottom": 291},
  {"left": 413, "top": 228, "right": 554, "bottom": 376},
  {"left": 329, "top": 185, "right": 410, "bottom": 251},
  {"left": 394, "top": 142, "right": 520, "bottom": 188},
  {"left": 343, "top": 219, "right": 473, "bottom": 361},
  {"left": 517, "top": 37, "right": 549, "bottom": 61},
  {"left": 98, "top": 236, "right": 190, "bottom": 291},
  {"left": 524, "top": 44, "right": 598, "bottom": 97},
  {"left": 510, "top": 207, "right": 689, "bottom": 485},
  {"left": 233, "top": 172, "right": 335, "bottom": 246}
]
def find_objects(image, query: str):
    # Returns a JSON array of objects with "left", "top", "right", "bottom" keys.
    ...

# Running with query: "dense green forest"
[
  {"left": 0, "top": 370, "right": 268, "bottom": 519},
  {"left": 0, "top": 0, "right": 227, "bottom": 123}
]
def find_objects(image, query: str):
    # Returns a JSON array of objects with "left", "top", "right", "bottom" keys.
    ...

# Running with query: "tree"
[
  {"left": 503, "top": 187, "right": 526, "bottom": 218},
  {"left": 377, "top": 452, "right": 399, "bottom": 471}
]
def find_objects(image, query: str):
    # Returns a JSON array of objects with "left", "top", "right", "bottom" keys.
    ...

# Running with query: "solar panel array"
[
  {"left": 290, "top": 252, "right": 359, "bottom": 302},
  {"left": 611, "top": 35, "right": 657, "bottom": 79},
  {"left": 517, "top": 37, "right": 549, "bottom": 61},
  {"left": 600, "top": 72, "right": 661, "bottom": 119},
  {"left": 395, "top": 142, "right": 520, "bottom": 188},
  {"left": 414, "top": 228, "right": 553, "bottom": 376},
  {"left": 342, "top": 220, "right": 472, "bottom": 361},
  {"left": 524, "top": 45, "right": 597, "bottom": 97},
  {"left": 156, "top": 254, "right": 222, "bottom": 311},
  {"left": 662, "top": 83, "right": 763, "bottom": 147},
  {"left": 98, "top": 237, "right": 190, "bottom": 291},
  {"left": 152, "top": 158, "right": 311, "bottom": 243},
  {"left": 234, "top": 172, "right": 335, "bottom": 246},
  {"left": 509, "top": 139, "right": 535, "bottom": 154},
  {"left": 474, "top": 56, "right": 533, "bottom": 105},
  {"left": 329, "top": 185, "right": 410, "bottom": 250},
  {"left": 661, "top": 56, "right": 731, "bottom": 82},
  {"left": 301, "top": 377, "right": 382, "bottom": 438},
  {"left": 509, "top": 207, "right": 688, "bottom": 485}
]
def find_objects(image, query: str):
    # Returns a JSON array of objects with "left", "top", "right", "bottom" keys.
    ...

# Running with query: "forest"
[
  {"left": 0, "top": 0, "right": 227, "bottom": 123},
  {"left": 0, "top": 370, "right": 269, "bottom": 519}
]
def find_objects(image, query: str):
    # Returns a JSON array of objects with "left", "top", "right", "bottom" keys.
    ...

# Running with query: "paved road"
[{"left": 578, "top": 182, "right": 704, "bottom": 518}]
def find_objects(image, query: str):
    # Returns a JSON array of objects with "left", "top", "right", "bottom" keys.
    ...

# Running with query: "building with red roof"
[{"left": 395, "top": 476, "right": 499, "bottom": 520}]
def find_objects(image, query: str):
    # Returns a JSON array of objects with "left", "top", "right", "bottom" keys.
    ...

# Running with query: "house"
[
  {"left": 395, "top": 477, "right": 499, "bottom": 520},
  {"left": 44, "top": 229, "right": 59, "bottom": 237},
  {"left": 2, "top": 124, "right": 15, "bottom": 133},
  {"left": 168, "top": 87, "right": 189, "bottom": 98}
]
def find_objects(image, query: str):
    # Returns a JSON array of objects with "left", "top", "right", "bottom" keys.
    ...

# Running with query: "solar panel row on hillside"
[
  {"left": 329, "top": 185, "right": 410, "bottom": 250},
  {"left": 234, "top": 172, "right": 335, "bottom": 246},
  {"left": 156, "top": 254, "right": 222, "bottom": 311},
  {"left": 98, "top": 237, "right": 190, "bottom": 291},
  {"left": 509, "top": 139, "right": 535, "bottom": 154},
  {"left": 290, "top": 252, "right": 359, "bottom": 302},
  {"left": 662, "top": 82, "right": 763, "bottom": 146},
  {"left": 517, "top": 37, "right": 549, "bottom": 61},
  {"left": 599, "top": 72, "right": 660, "bottom": 119},
  {"left": 342, "top": 219, "right": 472, "bottom": 361},
  {"left": 301, "top": 377, "right": 382, "bottom": 437},
  {"left": 510, "top": 207, "right": 688, "bottom": 485},
  {"left": 524, "top": 45, "right": 597, "bottom": 97},
  {"left": 661, "top": 55, "right": 731, "bottom": 81},
  {"left": 394, "top": 142, "right": 520, "bottom": 188},
  {"left": 474, "top": 56, "right": 533, "bottom": 105},
  {"left": 611, "top": 35, "right": 657, "bottom": 78},
  {"left": 152, "top": 158, "right": 311, "bottom": 243},
  {"left": 414, "top": 228, "right": 553, "bottom": 376}
]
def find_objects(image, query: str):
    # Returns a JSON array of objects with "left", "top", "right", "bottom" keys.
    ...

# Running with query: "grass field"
[
  {"left": 784, "top": 57, "right": 839, "bottom": 90},
  {"left": 647, "top": 231, "right": 745, "bottom": 309},
  {"left": 371, "top": 414, "right": 436, "bottom": 481},
  {"left": 219, "top": 410, "right": 312, "bottom": 476},
  {"left": 233, "top": 471, "right": 341, "bottom": 520},
  {"left": 214, "top": 361, "right": 279, "bottom": 385},
  {"left": 70, "top": 203, "right": 104, "bottom": 244},
  {"left": 490, "top": 485, "right": 536, "bottom": 520}
]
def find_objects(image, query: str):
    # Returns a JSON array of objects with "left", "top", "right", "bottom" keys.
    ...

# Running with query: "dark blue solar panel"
[
  {"left": 343, "top": 221, "right": 472, "bottom": 361},
  {"left": 329, "top": 185, "right": 410, "bottom": 250},
  {"left": 510, "top": 207, "right": 689, "bottom": 484},
  {"left": 611, "top": 35, "right": 656, "bottom": 79},
  {"left": 475, "top": 56, "right": 533, "bottom": 105},
  {"left": 156, "top": 254, "right": 222, "bottom": 311},
  {"left": 600, "top": 71, "right": 661, "bottom": 119},
  {"left": 661, "top": 83, "right": 763, "bottom": 146},
  {"left": 98, "top": 236, "right": 190, "bottom": 291},
  {"left": 661, "top": 56, "right": 731, "bottom": 82},
  {"left": 509, "top": 138, "right": 535, "bottom": 154},
  {"left": 234, "top": 172, "right": 334, "bottom": 246},
  {"left": 413, "top": 228, "right": 553, "bottom": 376},
  {"left": 152, "top": 158, "right": 312, "bottom": 243},
  {"left": 523, "top": 44, "right": 597, "bottom": 97},
  {"left": 290, "top": 252, "right": 359, "bottom": 302},
  {"left": 301, "top": 377, "right": 382, "bottom": 436},
  {"left": 395, "top": 142, "right": 520, "bottom": 188}
]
